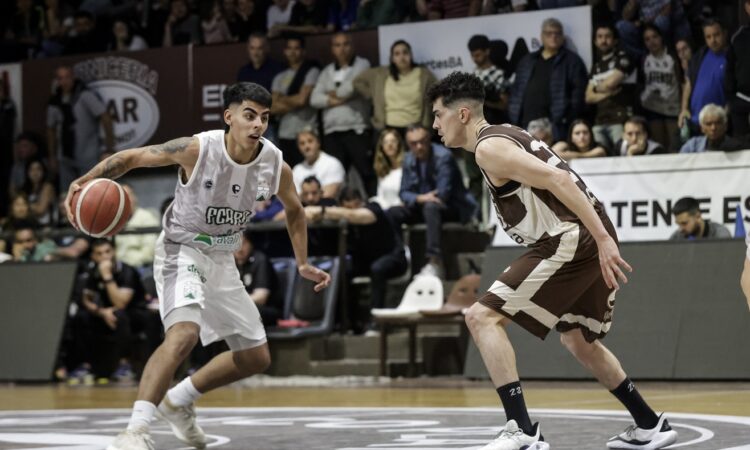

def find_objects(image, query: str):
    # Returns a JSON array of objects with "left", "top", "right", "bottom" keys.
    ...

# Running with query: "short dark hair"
[
  {"left": 701, "top": 18, "right": 723, "bottom": 30},
  {"left": 12, "top": 220, "right": 37, "bottom": 236},
  {"left": 426, "top": 71, "right": 485, "bottom": 107},
  {"left": 285, "top": 34, "right": 305, "bottom": 48},
  {"left": 339, "top": 186, "right": 363, "bottom": 203},
  {"left": 74, "top": 10, "right": 94, "bottom": 21},
  {"left": 406, "top": 123, "right": 429, "bottom": 134},
  {"left": 673, "top": 197, "right": 701, "bottom": 216},
  {"left": 223, "top": 82, "right": 272, "bottom": 110},
  {"left": 624, "top": 115, "right": 649, "bottom": 135},
  {"left": 595, "top": 23, "right": 619, "bottom": 39},
  {"left": 302, "top": 176, "right": 321, "bottom": 189},
  {"left": 468, "top": 34, "right": 490, "bottom": 52},
  {"left": 91, "top": 238, "right": 115, "bottom": 250}
]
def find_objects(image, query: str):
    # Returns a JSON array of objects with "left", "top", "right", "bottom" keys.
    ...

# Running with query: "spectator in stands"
[
  {"left": 142, "top": 0, "right": 171, "bottom": 47},
  {"left": 267, "top": 0, "right": 295, "bottom": 34},
  {"left": 109, "top": 19, "right": 148, "bottom": 51},
  {"left": 552, "top": 119, "right": 607, "bottom": 160},
  {"left": 310, "top": 32, "right": 374, "bottom": 195},
  {"left": 0, "top": 81, "right": 15, "bottom": 216},
  {"left": 271, "top": 34, "right": 321, "bottom": 166},
  {"left": 675, "top": 38, "right": 693, "bottom": 73},
  {"left": 725, "top": 0, "right": 750, "bottom": 140},
  {"left": 372, "top": 128, "right": 405, "bottom": 210},
  {"left": 586, "top": 24, "right": 637, "bottom": 152},
  {"left": 162, "top": 0, "right": 202, "bottom": 46},
  {"left": 10, "top": 132, "right": 43, "bottom": 197},
  {"left": 640, "top": 24, "right": 682, "bottom": 152},
  {"left": 76, "top": 238, "right": 150, "bottom": 381},
  {"left": 277, "top": 176, "right": 339, "bottom": 256},
  {"left": 200, "top": 0, "right": 235, "bottom": 44},
  {"left": 10, "top": 220, "right": 57, "bottom": 262},
  {"left": 680, "top": 19, "right": 728, "bottom": 136},
  {"left": 232, "top": 0, "right": 267, "bottom": 41},
  {"left": 669, "top": 197, "right": 731, "bottom": 240},
  {"left": 617, "top": 0, "right": 691, "bottom": 60},
  {"left": 292, "top": 129, "right": 346, "bottom": 198},
  {"left": 237, "top": 33, "right": 284, "bottom": 91},
  {"left": 39, "top": 0, "right": 75, "bottom": 57},
  {"left": 527, "top": 117, "right": 554, "bottom": 147},
  {"left": 46, "top": 65, "right": 115, "bottom": 191},
  {"left": 612, "top": 115, "right": 666, "bottom": 156},
  {"left": 0, "top": 193, "right": 36, "bottom": 231},
  {"left": 115, "top": 185, "right": 160, "bottom": 269},
  {"left": 21, "top": 160, "right": 57, "bottom": 227},
  {"left": 354, "top": 40, "right": 437, "bottom": 136},
  {"left": 389, "top": 124, "right": 477, "bottom": 277},
  {"left": 679, "top": 104, "right": 744, "bottom": 153},
  {"left": 327, "top": 0, "right": 359, "bottom": 31},
  {"left": 424, "top": 0, "right": 481, "bottom": 20},
  {"left": 480, "top": 0, "right": 527, "bottom": 13},
  {"left": 508, "top": 18, "right": 588, "bottom": 141},
  {"left": 356, "top": 0, "right": 402, "bottom": 28},
  {"left": 234, "top": 231, "right": 282, "bottom": 326},
  {"left": 64, "top": 10, "right": 106, "bottom": 55},
  {"left": 309, "top": 186, "right": 407, "bottom": 331},
  {"left": 49, "top": 194, "right": 91, "bottom": 260},
  {"left": 6, "top": 0, "right": 45, "bottom": 59},
  {"left": 269, "top": 0, "right": 329, "bottom": 37}
]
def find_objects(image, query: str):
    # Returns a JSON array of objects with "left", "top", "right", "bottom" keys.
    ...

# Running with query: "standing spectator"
[
  {"left": 270, "top": 0, "right": 328, "bottom": 37},
  {"left": 291, "top": 129, "right": 345, "bottom": 198},
  {"left": 372, "top": 128, "right": 405, "bottom": 210},
  {"left": 480, "top": 0, "right": 527, "bottom": 13},
  {"left": 271, "top": 35, "right": 320, "bottom": 166},
  {"left": 115, "top": 185, "right": 160, "bottom": 269},
  {"left": 586, "top": 24, "right": 637, "bottom": 152},
  {"left": 6, "top": 0, "right": 45, "bottom": 58},
  {"left": 537, "top": 0, "right": 582, "bottom": 8},
  {"left": 64, "top": 10, "right": 107, "bottom": 55},
  {"left": 10, "top": 221, "right": 57, "bottom": 262},
  {"left": 327, "top": 0, "right": 359, "bottom": 31},
  {"left": 725, "top": 0, "right": 750, "bottom": 139},
  {"left": 389, "top": 124, "right": 477, "bottom": 277},
  {"left": 232, "top": 0, "right": 267, "bottom": 41},
  {"left": 310, "top": 32, "right": 374, "bottom": 194},
  {"left": 669, "top": 197, "right": 730, "bottom": 240},
  {"left": 552, "top": 119, "right": 607, "bottom": 160},
  {"left": 39, "top": 0, "right": 75, "bottom": 57},
  {"left": 356, "top": 0, "right": 401, "bottom": 28},
  {"left": 425, "top": 0, "right": 481, "bottom": 20},
  {"left": 0, "top": 80, "right": 16, "bottom": 216},
  {"left": 162, "top": 0, "right": 202, "bottom": 46},
  {"left": 267, "top": 0, "right": 296, "bottom": 33},
  {"left": 640, "top": 24, "right": 682, "bottom": 152},
  {"left": 200, "top": 0, "right": 235, "bottom": 44},
  {"left": 143, "top": 0, "right": 171, "bottom": 47},
  {"left": 353, "top": 40, "right": 437, "bottom": 136},
  {"left": 21, "top": 160, "right": 57, "bottom": 226},
  {"left": 679, "top": 19, "right": 727, "bottom": 136},
  {"left": 612, "top": 115, "right": 666, "bottom": 156},
  {"left": 237, "top": 33, "right": 284, "bottom": 91},
  {"left": 109, "top": 20, "right": 148, "bottom": 51},
  {"left": 234, "top": 231, "right": 282, "bottom": 326},
  {"left": 508, "top": 18, "right": 588, "bottom": 141},
  {"left": 617, "top": 0, "right": 691, "bottom": 61},
  {"left": 679, "top": 104, "right": 744, "bottom": 153},
  {"left": 675, "top": 38, "right": 693, "bottom": 73},
  {"left": 46, "top": 66, "right": 115, "bottom": 192}
]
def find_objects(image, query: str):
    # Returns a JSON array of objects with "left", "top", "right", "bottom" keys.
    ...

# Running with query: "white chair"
[{"left": 371, "top": 274, "right": 443, "bottom": 318}]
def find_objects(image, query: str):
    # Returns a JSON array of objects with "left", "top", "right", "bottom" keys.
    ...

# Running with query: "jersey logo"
[
  {"left": 232, "top": 184, "right": 241, "bottom": 195},
  {"left": 204, "top": 179, "right": 213, "bottom": 189},
  {"left": 256, "top": 183, "right": 271, "bottom": 201},
  {"left": 205, "top": 206, "right": 252, "bottom": 225},
  {"left": 193, "top": 234, "right": 213, "bottom": 246}
]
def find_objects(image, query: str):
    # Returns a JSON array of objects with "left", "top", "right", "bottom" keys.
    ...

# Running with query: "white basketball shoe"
[
  {"left": 106, "top": 427, "right": 155, "bottom": 450},
  {"left": 156, "top": 397, "right": 207, "bottom": 449},
  {"left": 479, "top": 419, "right": 544, "bottom": 450},
  {"left": 606, "top": 414, "right": 678, "bottom": 449}
]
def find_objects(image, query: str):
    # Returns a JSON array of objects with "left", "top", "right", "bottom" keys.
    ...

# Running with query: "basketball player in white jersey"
[
  {"left": 427, "top": 72, "right": 677, "bottom": 450},
  {"left": 64, "top": 82, "right": 331, "bottom": 450}
]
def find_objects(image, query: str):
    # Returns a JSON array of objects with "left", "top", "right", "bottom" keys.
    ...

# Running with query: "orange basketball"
[{"left": 71, "top": 179, "right": 133, "bottom": 237}]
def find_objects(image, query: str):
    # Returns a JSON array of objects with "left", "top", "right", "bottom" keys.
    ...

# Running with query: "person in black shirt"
[{"left": 234, "top": 231, "right": 283, "bottom": 326}]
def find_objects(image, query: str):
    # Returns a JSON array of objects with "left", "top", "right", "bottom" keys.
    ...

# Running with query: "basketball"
[{"left": 71, "top": 179, "right": 133, "bottom": 237}]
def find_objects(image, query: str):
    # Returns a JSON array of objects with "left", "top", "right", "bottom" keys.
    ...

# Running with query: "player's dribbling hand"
[
  {"left": 299, "top": 263, "right": 332, "bottom": 292},
  {"left": 597, "top": 236, "right": 632, "bottom": 291},
  {"left": 64, "top": 181, "right": 83, "bottom": 229}
]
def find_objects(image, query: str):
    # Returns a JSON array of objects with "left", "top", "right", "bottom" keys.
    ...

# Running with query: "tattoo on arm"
[
  {"left": 149, "top": 137, "right": 193, "bottom": 155},
  {"left": 96, "top": 154, "right": 128, "bottom": 180}
]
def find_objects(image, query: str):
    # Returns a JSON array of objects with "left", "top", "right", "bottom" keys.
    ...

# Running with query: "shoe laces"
[
  {"left": 496, "top": 427, "right": 525, "bottom": 440},
  {"left": 126, "top": 428, "right": 155, "bottom": 447},
  {"left": 622, "top": 424, "right": 638, "bottom": 439}
]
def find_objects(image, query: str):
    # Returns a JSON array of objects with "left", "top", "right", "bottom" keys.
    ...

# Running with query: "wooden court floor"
[{"left": 1, "top": 379, "right": 748, "bottom": 417}]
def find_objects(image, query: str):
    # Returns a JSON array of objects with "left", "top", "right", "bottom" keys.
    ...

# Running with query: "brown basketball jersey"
[{"left": 476, "top": 124, "right": 606, "bottom": 246}]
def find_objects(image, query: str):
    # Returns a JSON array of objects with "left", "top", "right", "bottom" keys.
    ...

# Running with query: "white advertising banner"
[
  {"left": 378, "top": 6, "right": 593, "bottom": 79},
  {"left": 491, "top": 150, "right": 750, "bottom": 245},
  {"left": 0, "top": 63, "right": 23, "bottom": 135}
]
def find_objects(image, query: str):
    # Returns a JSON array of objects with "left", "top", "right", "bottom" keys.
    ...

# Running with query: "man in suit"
[{"left": 387, "top": 124, "right": 477, "bottom": 277}]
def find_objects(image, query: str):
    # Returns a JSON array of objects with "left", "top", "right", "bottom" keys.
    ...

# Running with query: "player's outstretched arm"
[
  {"left": 476, "top": 139, "right": 632, "bottom": 290},
  {"left": 276, "top": 162, "right": 331, "bottom": 292},
  {"left": 64, "top": 136, "right": 199, "bottom": 226}
]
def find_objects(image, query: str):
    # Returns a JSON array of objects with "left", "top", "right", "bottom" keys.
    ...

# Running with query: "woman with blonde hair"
[{"left": 371, "top": 128, "right": 405, "bottom": 209}]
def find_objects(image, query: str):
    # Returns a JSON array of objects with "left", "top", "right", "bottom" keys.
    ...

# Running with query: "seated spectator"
[
  {"left": 292, "top": 129, "right": 346, "bottom": 198},
  {"left": 552, "top": 119, "right": 607, "bottom": 160},
  {"left": 327, "top": 0, "right": 358, "bottom": 31},
  {"left": 232, "top": 0, "right": 267, "bottom": 41},
  {"left": 64, "top": 10, "right": 106, "bottom": 55},
  {"left": 269, "top": 0, "right": 328, "bottom": 37},
  {"left": 356, "top": 0, "right": 402, "bottom": 29},
  {"left": 308, "top": 186, "right": 407, "bottom": 332},
  {"left": 109, "top": 19, "right": 148, "bottom": 51},
  {"left": 617, "top": 0, "right": 691, "bottom": 60},
  {"left": 725, "top": 0, "right": 750, "bottom": 140},
  {"left": 115, "top": 185, "right": 160, "bottom": 268},
  {"left": 9, "top": 132, "right": 44, "bottom": 197},
  {"left": 679, "top": 104, "right": 745, "bottom": 153},
  {"left": 640, "top": 24, "right": 682, "bottom": 152},
  {"left": 669, "top": 197, "right": 731, "bottom": 240},
  {"left": 388, "top": 124, "right": 477, "bottom": 277},
  {"left": 372, "top": 128, "right": 405, "bottom": 210},
  {"left": 353, "top": 39, "right": 437, "bottom": 135},
  {"left": 234, "top": 231, "right": 282, "bottom": 326},
  {"left": 162, "top": 0, "right": 202, "bottom": 46},
  {"left": 480, "top": 0, "right": 527, "bottom": 14},
  {"left": 277, "top": 176, "right": 339, "bottom": 256},
  {"left": 9, "top": 221, "right": 57, "bottom": 262},
  {"left": 425, "top": 0, "right": 481, "bottom": 20},
  {"left": 267, "top": 0, "right": 295, "bottom": 35},
  {"left": 527, "top": 117, "right": 554, "bottom": 147},
  {"left": 200, "top": 0, "right": 235, "bottom": 44},
  {"left": 0, "top": 194, "right": 39, "bottom": 253},
  {"left": 252, "top": 196, "right": 284, "bottom": 222},
  {"left": 612, "top": 116, "right": 666, "bottom": 156},
  {"left": 74, "top": 238, "right": 154, "bottom": 381},
  {"left": 21, "top": 160, "right": 57, "bottom": 226}
]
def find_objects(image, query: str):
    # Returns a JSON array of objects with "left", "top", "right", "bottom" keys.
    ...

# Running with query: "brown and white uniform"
[{"left": 477, "top": 124, "right": 618, "bottom": 342}]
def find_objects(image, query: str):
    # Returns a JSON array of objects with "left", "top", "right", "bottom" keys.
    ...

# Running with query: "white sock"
[
  {"left": 127, "top": 400, "right": 156, "bottom": 431},
  {"left": 167, "top": 377, "right": 202, "bottom": 407}
]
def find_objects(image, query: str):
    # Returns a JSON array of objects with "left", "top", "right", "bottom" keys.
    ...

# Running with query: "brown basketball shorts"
[{"left": 479, "top": 218, "right": 618, "bottom": 343}]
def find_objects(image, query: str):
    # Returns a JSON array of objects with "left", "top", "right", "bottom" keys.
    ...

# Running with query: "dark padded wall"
[
  {"left": 465, "top": 240, "right": 750, "bottom": 380},
  {"left": 0, "top": 262, "right": 77, "bottom": 380}
]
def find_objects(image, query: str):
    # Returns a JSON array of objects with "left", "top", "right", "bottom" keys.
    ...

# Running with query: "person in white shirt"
[
  {"left": 267, "top": 0, "right": 296, "bottom": 36},
  {"left": 371, "top": 128, "right": 404, "bottom": 209},
  {"left": 291, "top": 128, "right": 345, "bottom": 198}
]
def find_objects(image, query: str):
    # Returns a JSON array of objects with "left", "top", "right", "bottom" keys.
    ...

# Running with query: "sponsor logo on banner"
[{"left": 73, "top": 57, "right": 160, "bottom": 149}]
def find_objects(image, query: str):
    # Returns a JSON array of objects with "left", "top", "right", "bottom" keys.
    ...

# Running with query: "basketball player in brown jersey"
[{"left": 427, "top": 72, "right": 678, "bottom": 450}]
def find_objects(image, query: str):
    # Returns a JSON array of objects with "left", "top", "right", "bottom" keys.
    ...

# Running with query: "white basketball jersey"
[{"left": 162, "top": 130, "right": 283, "bottom": 252}]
